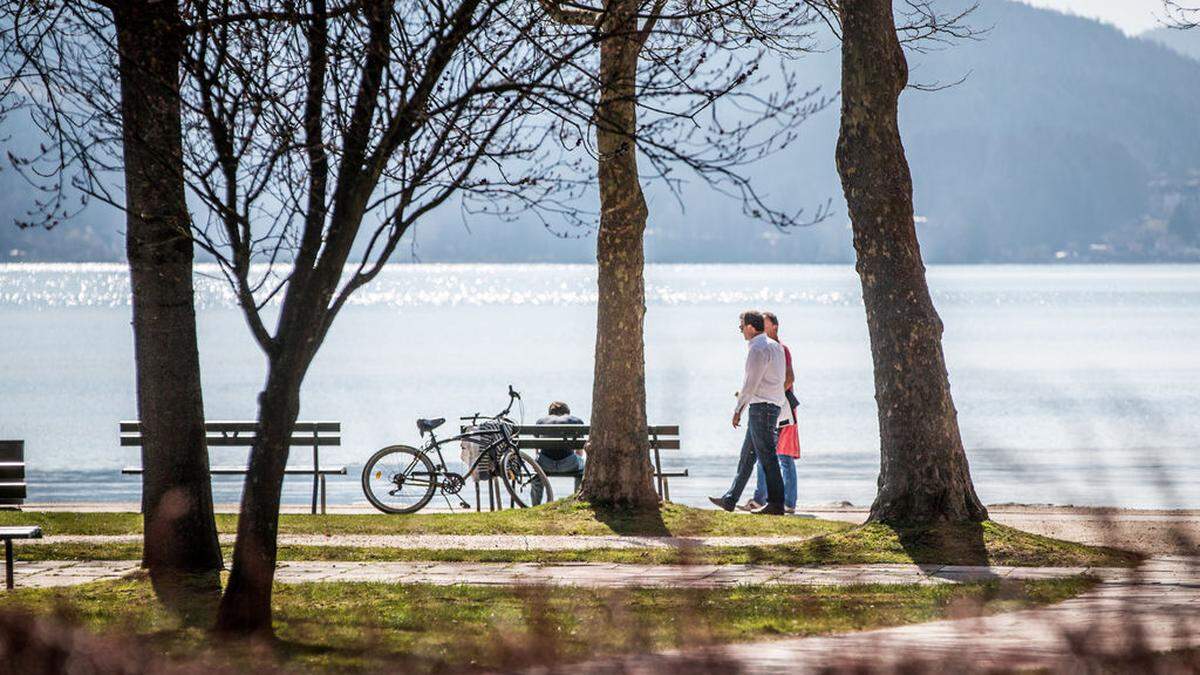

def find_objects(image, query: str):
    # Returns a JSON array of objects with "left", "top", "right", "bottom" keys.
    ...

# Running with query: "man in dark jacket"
[{"left": 530, "top": 401, "right": 585, "bottom": 505}]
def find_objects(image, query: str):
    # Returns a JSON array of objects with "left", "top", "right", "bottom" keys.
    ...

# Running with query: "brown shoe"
[
  {"left": 708, "top": 496, "right": 735, "bottom": 512},
  {"left": 752, "top": 503, "right": 785, "bottom": 516}
]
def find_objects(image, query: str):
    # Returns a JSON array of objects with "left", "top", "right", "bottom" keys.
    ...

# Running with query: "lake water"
[{"left": 1, "top": 263, "right": 1197, "bottom": 510}]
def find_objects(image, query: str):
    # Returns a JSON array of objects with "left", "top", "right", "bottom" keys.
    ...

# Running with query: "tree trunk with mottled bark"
[
  {"left": 834, "top": 0, "right": 988, "bottom": 525},
  {"left": 577, "top": 0, "right": 659, "bottom": 509},
  {"left": 213, "top": 365, "right": 303, "bottom": 636},
  {"left": 113, "top": 1, "right": 223, "bottom": 601}
]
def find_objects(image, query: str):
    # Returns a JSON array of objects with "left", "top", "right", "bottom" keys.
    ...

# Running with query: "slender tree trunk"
[
  {"left": 214, "top": 366, "right": 303, "bottom": 636},
  {"left": 577, "top": 0, "right": 659, "bottom": 509},
  {"left": 835, "top": 0, "right": 987, "bottom": 525},
  {"left": 113, "top": 1, "right": 223, "bottom": 599}
]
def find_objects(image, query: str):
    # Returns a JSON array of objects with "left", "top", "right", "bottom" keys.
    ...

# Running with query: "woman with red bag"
[{"left": 743, "top": 312, "right": 801, "bottom": 513}]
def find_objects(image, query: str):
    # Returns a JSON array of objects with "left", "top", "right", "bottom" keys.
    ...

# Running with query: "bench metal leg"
[
  {"left": 475, "top": 480, "right": 482, "bottom": 512},
  {"left": 5, "top": 539, "right": 12, "bottom": 590},
  {"left": 320, "top": 475, "right": 328, "bottom": 515},
  {"left": 311, "top": 435, "right": 320, "bottom": 515},
  {"left": 653, "top": 446, "right": 665, "bottom": 499}
]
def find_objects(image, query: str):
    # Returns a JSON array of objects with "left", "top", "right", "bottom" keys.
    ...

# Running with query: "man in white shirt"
[{"left": 709, "top": 310, "right": 787, "bottom": 515}]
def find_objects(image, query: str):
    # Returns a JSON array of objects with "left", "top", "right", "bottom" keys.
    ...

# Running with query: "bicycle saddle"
[{"left": 416, "top": 417, "right": 446, "bottom": 434}]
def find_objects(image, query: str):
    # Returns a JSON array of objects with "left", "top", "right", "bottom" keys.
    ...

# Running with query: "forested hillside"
[{"left": 4, "top": 0, "right": 1199, "bottom": 262}]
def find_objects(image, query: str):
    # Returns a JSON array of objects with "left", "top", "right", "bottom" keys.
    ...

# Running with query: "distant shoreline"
[{"left": 3, "top": 260, "right": 1200, "bottom": 268}]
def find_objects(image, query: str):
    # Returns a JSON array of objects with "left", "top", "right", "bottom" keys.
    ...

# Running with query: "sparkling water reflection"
[{"left": 2, "top": 263, "right": 1197, "bottom": 509}]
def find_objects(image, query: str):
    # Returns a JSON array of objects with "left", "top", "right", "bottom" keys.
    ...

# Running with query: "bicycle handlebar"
[{"left": 458, "top": 386, "right": 521, "bottom": 426}]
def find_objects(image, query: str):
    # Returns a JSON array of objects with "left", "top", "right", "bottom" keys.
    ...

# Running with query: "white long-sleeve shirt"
[{"left": 734, "top": 333, "right": 786, "bottom": 415}]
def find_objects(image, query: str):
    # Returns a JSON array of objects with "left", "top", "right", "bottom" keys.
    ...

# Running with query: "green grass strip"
[
  {"left": 14, "top": 521, "right": 1139, "bottom": 568},
  {"left": 4, "top": 574, "right": 1098, "bottom": 673},
  {"left": 2, "top": 500, "right": 848, "bottom": 537}
]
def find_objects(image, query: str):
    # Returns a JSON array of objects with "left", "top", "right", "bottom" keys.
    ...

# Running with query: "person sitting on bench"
[{"left": 530, "top": 401, "right": 585, "bottom": 505}]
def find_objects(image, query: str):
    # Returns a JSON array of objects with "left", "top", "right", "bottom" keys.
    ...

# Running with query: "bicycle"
[{"left": 361, "top": 386, "right": 553, "bottom": 514}]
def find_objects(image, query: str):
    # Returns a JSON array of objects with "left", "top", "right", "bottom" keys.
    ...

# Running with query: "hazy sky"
[{"left": 1018, "top": 0, "right": 1169, "bottom": 34}]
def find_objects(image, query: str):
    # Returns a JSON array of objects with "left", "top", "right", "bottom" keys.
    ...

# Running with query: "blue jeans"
[
  {"left": 720, "top": 403, "right": 784, "bottom": 508},
  {"left": 531, "top": 453, "right": 584, "bottom": 506},
  {"left": 753, "top": 453, "right": 797, "bottom": 509}
]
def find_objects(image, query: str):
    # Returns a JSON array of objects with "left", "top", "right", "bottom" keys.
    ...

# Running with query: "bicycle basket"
[{"left": 460, "top": 420, "right": 513, "bottom": 480}]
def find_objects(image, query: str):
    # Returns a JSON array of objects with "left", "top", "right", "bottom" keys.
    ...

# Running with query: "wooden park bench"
[
  {"left": 471, "top": 424, "right": 686, "bottom": 510},
  {"left": 1, "top": 526, "right": 42, "bottom": 590},
  {"left": 120, "top": 421, "right": 346, "bottom": 514},
  {"left": 0, "top": 440, "right": 26, "bottom": 509}
]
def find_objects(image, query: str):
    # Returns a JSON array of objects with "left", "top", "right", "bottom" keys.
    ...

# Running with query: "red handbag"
[{"left": 777, "top": 423, "right": 800, "bottom": 458}]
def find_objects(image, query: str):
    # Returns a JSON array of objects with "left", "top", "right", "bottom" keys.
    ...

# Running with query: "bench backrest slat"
[
  {"left": 0, "top": 440, "right": 23, "bottom": 463},
  {"left": 514, "top": 425, "right": 679, "bottom": 437},
  {"left": 0, "top": 464, "right": 24, "bottom": 481},
  {"left": 508, "top": 425, "right": 681, "bottom": 452},
  {"left": 516, "top": 438, "right": 681, "bottom": 450},
  {"left": 119, "top": 435, "right": 341, "bottom": 448},
  {"left": 120, "top": 421, "right": 340, "bottom": 434},
  {"left": 120, "top": 421, "right": 340, "bottom": 448},
  {"left": 0, "top": 441, "right": 25, "bottom": 504}
]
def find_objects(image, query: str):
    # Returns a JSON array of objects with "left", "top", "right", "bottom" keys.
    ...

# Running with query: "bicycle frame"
[{"left": 422, "top": 421, "right": 517, "bottom": 481}]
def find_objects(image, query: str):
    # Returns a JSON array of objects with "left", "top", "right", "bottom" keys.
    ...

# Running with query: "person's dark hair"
[
  {"left": 548, "top": 401, "right": 571, "bottom": 416},
  {"left": 763, "top": 311, "right": 779, "bottom": 327},
  {"left": 740, "top": 310, "right": 765, "bottom": 332}
]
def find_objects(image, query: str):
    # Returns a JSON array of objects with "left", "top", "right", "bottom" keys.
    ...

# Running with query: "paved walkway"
[
  {"left": 4, "top": 559, "right": 1117, "bottom": 590},
  {"left": 3, "top": 560, "right": 140, "bottom": 588},
  {"left": 270, "top": 560, "right": 1117, "bottom": 587},
  {"left": 536, "top": 556, "right": 1200, "bottom": 674}
]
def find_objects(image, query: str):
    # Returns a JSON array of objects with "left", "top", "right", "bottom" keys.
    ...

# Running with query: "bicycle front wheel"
[
  {"left": 498, "top": 449, "right": 553, "bottom": 508},
  {"left": 362, "top": 445, "right": 437, "bottom": 514}
]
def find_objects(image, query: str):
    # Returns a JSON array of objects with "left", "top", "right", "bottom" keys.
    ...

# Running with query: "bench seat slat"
[{"left": 0, "top": 526, "right": 41, "bottom": 539}]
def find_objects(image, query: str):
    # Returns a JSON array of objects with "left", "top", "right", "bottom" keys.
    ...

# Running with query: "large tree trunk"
[
  {"left": 835, "top": 0, "right": 987, "bottom": 525},
  {"left": 214, "top": 366, "right": 303, "bottom": 636},
  {"left": 577, "top": 0, "right": 659, "bottom": 509},
  {"left": 113, "top": 1, "right": 223, "bottom": 600}
]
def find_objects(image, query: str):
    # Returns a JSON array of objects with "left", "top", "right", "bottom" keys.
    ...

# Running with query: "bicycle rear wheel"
[
  {"left": 362, "top": 445, "right": 437, "bottom": 514},
  {"left": 498, "top": 449, "right": 553, "bottom": 508}
]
